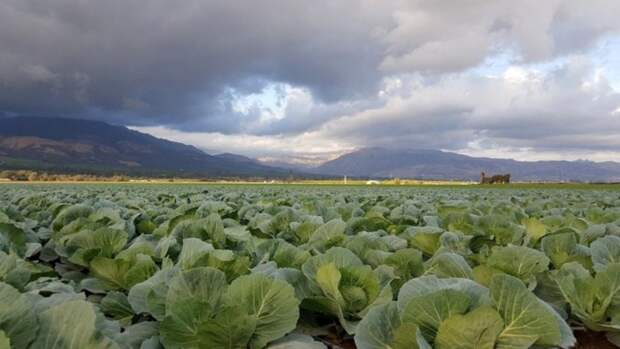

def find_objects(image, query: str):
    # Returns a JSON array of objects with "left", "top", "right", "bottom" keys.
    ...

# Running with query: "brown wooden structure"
[{"left": 480, "top": 172, "right": 511, "bottom": 184}]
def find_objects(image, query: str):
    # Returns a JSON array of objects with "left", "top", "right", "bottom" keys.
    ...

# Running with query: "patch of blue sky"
[
  {"left": 231, "top": 83, "right": 288, "bottom": 121},
  {"left": 469, "top": 36, "right": 620, "bottom": 92},
  {"left": 591, "top": 35, "right": 620, "bottom": 91},
  {"left": 466, "top": 49, "right": 516, "bottom": 77},
  {"left": 468, "top": 49, "right": 567, "bottom": 79}
]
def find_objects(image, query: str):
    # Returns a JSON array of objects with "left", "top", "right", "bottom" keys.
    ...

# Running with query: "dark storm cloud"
[
  {"left": 0, "top": 0, "right": 394, "bottom": 130},
  {"left": 322, "top": 58, "right": 620, "bottom": 155},
  {"left": 0, "top": 0, "right": 619, "bottom": 141}
]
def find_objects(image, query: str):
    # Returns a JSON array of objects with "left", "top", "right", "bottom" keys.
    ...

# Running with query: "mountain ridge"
[
  {"left": 2, "top": 117, "right": 620, "bottom": 181},
  {"left": 0, "top": 116, "right": 291, "bottom": 178},
  {"left": 312, "top": 147, "right": 620, "bottom": 182}
]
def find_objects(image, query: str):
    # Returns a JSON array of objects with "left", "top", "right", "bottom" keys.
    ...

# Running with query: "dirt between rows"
[
  {"left": 574, "top": 330, "right": 618, "bottom": 349},
  {"left": 318, "top": 329, "right": 619, "bottom": 349}
]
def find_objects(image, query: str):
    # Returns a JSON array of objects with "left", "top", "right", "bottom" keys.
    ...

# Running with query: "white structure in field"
[{"left": 366, "top": 180, "right": 381, "bottom": 185}]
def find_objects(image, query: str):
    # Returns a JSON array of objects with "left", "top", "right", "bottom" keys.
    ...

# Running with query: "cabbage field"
[{"left": 1, "top": 184, "right": 620, "bottom": 348}]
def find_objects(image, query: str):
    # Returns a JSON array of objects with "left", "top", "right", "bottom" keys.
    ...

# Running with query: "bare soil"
[
  {"left": 574, "top": 329, "right": 618, "bottom": 349},
  {"left": 319, "top": 329, "right": 619, "bottom": 349}
]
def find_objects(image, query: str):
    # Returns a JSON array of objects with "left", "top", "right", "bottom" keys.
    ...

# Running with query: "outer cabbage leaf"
[
  {"left": 251, "top": 262, "right": 311, "bottom": 301},
  {"left": 522, "top": 217, "right": 548, "bottom": 241},
  {"left": 31, "top": 300, "right": 119, "bottom": 349},
  {"left": 226, "top": 273, "right": 300, "bottom": 349},
  {"left": 302, "top": 247, "right": 391, "bottom": 334},
  {"left": 354, "top": 302, "right": 431, "bottom": 349},
  {"left": 541, "top": 232, "right": 591, "bottom": 270},
  {"left": 0, "top": 222, "right": 27, "bottom": 256},
  {"left": 159, "top": 267, "right": 229, "bottom": 348},
  {"left": 397, "top": 276, "right": 489, "bottom": 312},
  {"left": 114, "top": 322, "right": 159, "bottom": 349},
  {"left": 61, "top": 227, "right": 128, "bottom": 262},
  {"left": 487, "top": 245, "right": 549, "bottom": 284},
  {"left": 591, "top": 235, "right": 620, "bottom": 272},
  {"left": 383, "top": 248, "right": 424, "bottom": 291},
  {"left": 424, "top": 252, "right": 473, "bottom": 279},
  {"left": 100, "top": 291, "right": 134, "bottom": 324},
  {"left": 176, "top": 238, "right": 214, "bottom": 270},
  {"left": 128, "top": 267, "right": 178, "bottom": 318},
  {"left": 0, "top": 282, "right": 37, "bottom": 349},
  {"left": 191, "top": 306, "right": 256, "bottom": 349},
  {"left": 477, "top": 215, "right": 524, "bottom": 245},
  {"left": 160, "top": 267, "right": 228, "bottom": 345},
  {"left": 51, "top": 205, "right": 93, "bottom": 232},
  {"left": 203, "top": 249, "right": 251, "bottom": 282},
  {"left": 0, "top": 251, "right": 32, "bottom": 290},
  {"left": 307, "top": 219, "right": 346, "bottom": 252},
  {"left": 401, "top": 227, "right": 443, "bottom": 256},
  {"left": 434, "top": 306, "right": 504, "bottom": 349},
  {"left": 490, "top": 274, "right": 574, "bottom": 349},
  {"left": 160, "top": 269, "right": 298, "bottom": 349},
  {"left": 554, "top": 262, "right": 620, "bottom": 332},
  {"left": 90, "top": 254, "right": 157, "bottom": 290},
  {"left": 266, "top": 333, "right": 326, "bottom": 349},
  {"left": 400, "top": 288, "right": 471, "bottom": 341},
  {"left": 0, "top": 330, "right": 9, "bottom": 349}
]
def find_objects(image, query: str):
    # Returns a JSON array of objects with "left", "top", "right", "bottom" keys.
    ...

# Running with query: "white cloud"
[
  {"left": 3, "top": 0, "right": 620, "bottom": 163},
  {"left": 320, "top": 56, "right": 620, "bottom": 152},
  {"left": 458, "top": 141, "right": 620, "bottom": 162},
  {"left": 135, "top": 56, "right": 620, "bottom": 163},
  {"left": 131, "top": 126, "right": 355, "bottom": 165}
]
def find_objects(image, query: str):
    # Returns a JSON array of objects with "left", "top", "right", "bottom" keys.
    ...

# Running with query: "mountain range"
[
  {"left": 0, "top": 117, "right": 290, "bottom": 178},
  {"left": 1, "top": 116, "right": 620, "bottom": 182},
  {"left": 312, "top": 147, "right": 620, "bottom": 182}
]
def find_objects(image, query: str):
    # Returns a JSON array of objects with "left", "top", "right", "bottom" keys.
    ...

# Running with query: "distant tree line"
[
  {"left": 0, "top": 170, "right": 130, "bottom": 182},
  {"left": 0, "top": 169, "right": 299, "bottom": 183}
]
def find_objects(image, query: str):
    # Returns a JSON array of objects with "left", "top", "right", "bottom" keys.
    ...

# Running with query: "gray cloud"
[
  {"left": 134, "top": 54, "right": 620, "bottom": 164},
  {"left": 320, "top": 57, "right": 620, "bottom": 156},
  {"left": 0, "top": 0, "right": 395, "bottom": 129},
  {"left": 2, "top": 0, "right": 619, "bottom": 137},
  {"left": 3, "top": 0, "right": 620, "bottom": 165}
]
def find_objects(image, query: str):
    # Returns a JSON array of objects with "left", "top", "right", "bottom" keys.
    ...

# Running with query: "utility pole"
[{"left": 344, "top": 175, "right": 347, "bottom": 184}]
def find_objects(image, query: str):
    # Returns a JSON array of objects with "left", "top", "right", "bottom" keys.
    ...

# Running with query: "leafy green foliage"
[{"left": 0, "top": 184, "right": 619, "bottom": 347}]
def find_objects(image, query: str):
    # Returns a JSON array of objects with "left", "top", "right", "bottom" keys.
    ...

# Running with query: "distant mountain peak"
[
  {"left": 214, "top": 153, "right": 259, "bottom": 164},
  {"left": 315, "top": 147, "right": 620, "bottom": 182},
  {"left": 0, "top": 116, "right": 291, "bottom": 178}
]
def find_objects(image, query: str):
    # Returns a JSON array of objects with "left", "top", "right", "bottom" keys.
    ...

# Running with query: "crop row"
[{"left": 1, "top": 185, "right": 620, "bottom": 348}]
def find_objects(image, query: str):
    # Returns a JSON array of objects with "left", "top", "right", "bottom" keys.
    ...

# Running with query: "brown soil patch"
[
  {"left": 319, "top": 330, "right": 620, "bottom": 349},
  {"left": 574, "top": 330, "right": 618, "bottom": 349}
]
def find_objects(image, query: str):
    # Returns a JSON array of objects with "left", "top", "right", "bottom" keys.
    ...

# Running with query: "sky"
[{"left": 1, "top": 0, "right": 620, "bottom": 165}]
